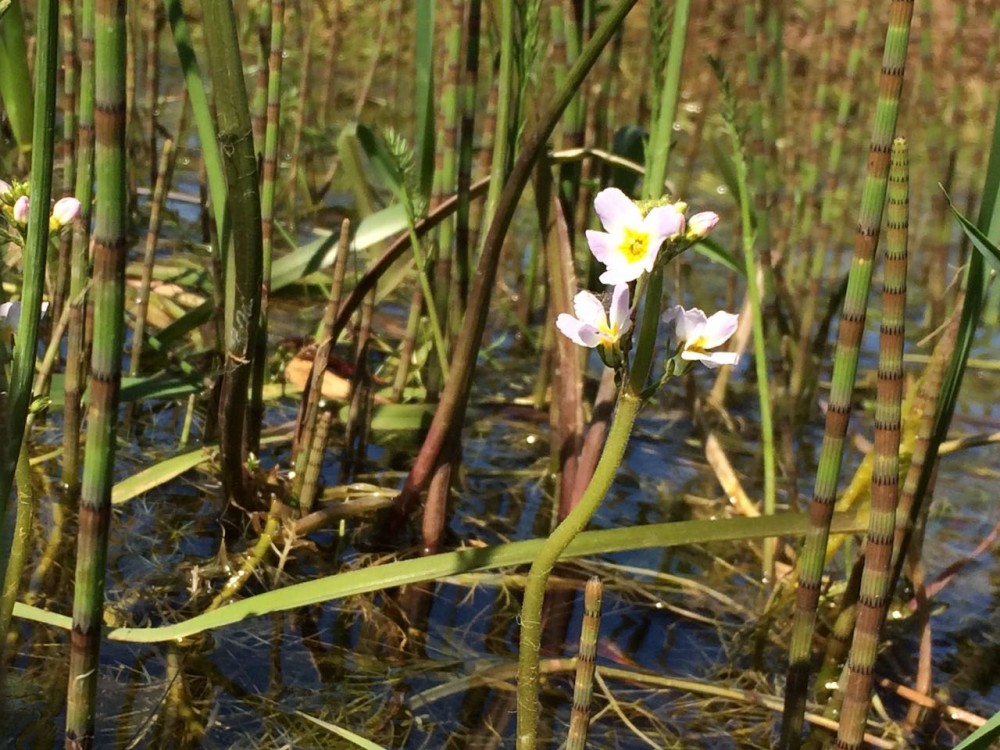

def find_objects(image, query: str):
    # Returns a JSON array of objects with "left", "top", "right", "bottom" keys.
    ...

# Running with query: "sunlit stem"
[{"left": 516, "top": 390, "right": 641, "bottom": 749}]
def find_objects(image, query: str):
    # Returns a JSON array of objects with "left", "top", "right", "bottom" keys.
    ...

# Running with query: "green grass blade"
[
  {"left": 952, "top": 710, "right": 1000, "bottom": 750},
  {"left": 11, "top": 510, "right": 866, "bottom": 644}
]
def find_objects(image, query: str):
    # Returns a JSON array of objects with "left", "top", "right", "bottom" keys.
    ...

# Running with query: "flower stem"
[{"left": 516, "top": 390, "right": 641, "bottom": 749}]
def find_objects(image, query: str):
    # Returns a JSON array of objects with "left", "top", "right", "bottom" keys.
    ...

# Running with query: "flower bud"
[
  {"left": 687, "top": 211, "right": 719, "bottom": 239},
  {"left": 0, "top": 180, "right": 11, "bottom": 201},
  {"left": 12, "top": 195, "right": 30, "bottom": 224},
  {"left": 50, "top": 197, "right": 81, "bottom": 230}
]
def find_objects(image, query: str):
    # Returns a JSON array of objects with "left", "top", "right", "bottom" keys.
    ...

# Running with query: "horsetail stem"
[
  {"left": 566, "top": 576, "right": 602, "bottom": 750},
  {"left": 835, "top": 137, "right": 909, "bottom": 749},
  {"left": 65, "top": 0, "right": 127, "bottom": 742},
  {"left": 779, "top": 4, "right": 915, "bottom": 746}
]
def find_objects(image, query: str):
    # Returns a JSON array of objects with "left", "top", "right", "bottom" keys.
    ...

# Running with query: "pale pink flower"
[
  {"left": 12, "top": 195, "right": 29, "bottom": 223},
  {"left": 663, "top": 305, "right": 740, "bottom": 368},
  {"left": 556, "top": 283, "right": 631, "bottom": 349},
  {"left": 50, "top": 197, "right": 81, "bottom": 229},
  {"left": 688, "top": 211, "right": 719, "bottom": 239},
  {"left": 585, "top": 188, "right": 685, "bottom": 285}
]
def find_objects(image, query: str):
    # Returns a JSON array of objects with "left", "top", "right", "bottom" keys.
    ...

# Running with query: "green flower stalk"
[{"left": 516, "top": 188, "right": 731, "bottom": 749}]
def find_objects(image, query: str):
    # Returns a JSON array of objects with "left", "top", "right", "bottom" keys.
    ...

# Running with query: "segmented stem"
[
  {"left": 66, "top": 0, "right": 128, "bottom": 744},
  {"left": 566, "top": 577, "right": 602, "bottom": 750},
  {"left": 780, "top": 3, "right": 915, "bottom": 747},
  {"left": 835, "top": 137, "right": 909, "bottom": 749}
]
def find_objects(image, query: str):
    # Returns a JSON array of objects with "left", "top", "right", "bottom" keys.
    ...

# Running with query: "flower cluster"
[
  {"left": 557, "top": 187, "right": 737, "bottom": 374},
  {"left": 0, "top": 178, "right": 81, "bottom": 244}
]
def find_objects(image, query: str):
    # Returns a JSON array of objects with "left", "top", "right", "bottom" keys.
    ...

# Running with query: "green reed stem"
[
  {"left": 0, "top": 0, "right": 34, "bottom": 151},
  {"left": 0, "top": 441, "right": 33, "bottom": 698},
  {"left": 292, "top": 221, "right": 350, "bottom": 499},
  {"left": 453, "top": 0, "right": 481, "bottom": 311},
  {"left": 65, "top": 0, "right": 127, "bottom": 743},
  {"left": 249, "top": 0, "right": 286, "bottom": 451},
  {"left": 0, "top": 0, "right": 58, "bottom": 592},
  {"left": 390, "top": 0, "right": 640, "bottom": 527},
  {"left": 566, "top": 576, "right": 602, "bottom": 750},
  {"left": 835, "top": 138, "right": 908, "bottom": 750},
  {"left": 63, "top": 0, "right": 96, "bottom": 501},
  {"left": 779, "top": 4, "right": 914, "bottom": 747},
  {"left": 163, "top": 0, "right": 228, "bottom": 251},
  {"left": 425, "top": 0, "right": 462, "bottom": 395},
  {"left": 893, "top": 92, "right": 1000, "bottom": 600},
  {"left": 713, "top": 56, "right": 777, "bottom": 578},
  {"left": 52, "top": 0, "right": 79, "bottom": 325},
  {"left": 791, "top": 2, "right": 871, "bottom": 403},
  {"left": 517, "top": 392, "right": 641, "bottom": 749},
  {"left": 629, "top": 0, "right": 689, "bottom": 393},
  {"left": 742, "top": 3, "right": 780, "bottom": 574},
  {"left": 130, "top": 138, "right": 174, "bottom": 377},
  {"left": 889, "top": 307, "right": 957, "bottom": 591},
  {"left": 200, "top": 0, "right": 264, "bottom": 508},
  {"left": 478, "top": 0, "right": 514, "bottom": 242}
]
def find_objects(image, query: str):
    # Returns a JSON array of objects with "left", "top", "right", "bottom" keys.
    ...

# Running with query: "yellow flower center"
[{"left": 618, "top": 226, "right": 649, "bottom": 263}]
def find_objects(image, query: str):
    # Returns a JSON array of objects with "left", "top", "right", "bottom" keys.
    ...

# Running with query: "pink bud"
[
  {"left": 51, "top": 197, "right": 81, "bottom": 228},
  {"left": 688, "top": 211, "right": 720, "bottom": 238},
  {"left": 12, "top": 195, "right": 30, "bottom": 223}
]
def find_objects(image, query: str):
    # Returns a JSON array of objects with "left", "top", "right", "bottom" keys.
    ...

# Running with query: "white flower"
[
  {"left": 585, "top": 188, "right": 685, "bottom": 285},
  {"left": 663, "top": 305, "right": 740, "bottom": 368},
  {"left": 556, "top": 283, "right": 631, "bottom": 349}
]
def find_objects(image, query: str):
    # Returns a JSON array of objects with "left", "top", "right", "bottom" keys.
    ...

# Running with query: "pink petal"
[
  {"left": 700, "top": 311, "right": 739, "bottom": 348},
  {"left": 556, "top": 314, "right": 601, "bottom": 347},
  {"left": 585, "top": 230, "right": 615, "bottom": 263},
  {"left": 643, "top": 203, "right": 685, "bottom": 243},
  {"left": 688, "top": 211, "right": 719, "bottom": 238},
  {"left": 52, "top": 197, "right": 81, "bottom": 226},
  {"left": 572, "top": 290, "right": 607, "bottom": 329},
  {"left": 593, "top": 187, "right": 643, "bottom": 235},
  {"left": 609, "top": 283, "right": 631, "bottom": 334},
  {"left": 13, "top": 195, "right": 29, "bottom": 223}
]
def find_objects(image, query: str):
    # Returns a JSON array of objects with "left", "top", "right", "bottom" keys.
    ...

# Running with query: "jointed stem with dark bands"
[
  {"left": 779, "top": 3, "right": 915, "bottom": 747},
  {"left": 835, "top": 137, "right": 908, "bottom": 749},
  {"left": 66, "top": 0, "right": 128, "bottom": 744}
]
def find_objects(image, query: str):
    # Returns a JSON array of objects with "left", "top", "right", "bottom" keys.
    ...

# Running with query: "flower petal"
[
  {"left": 643, "top": 203, "right": 686, "bottom": 243},
  {"left": 572, "top": 290, "right": 608, "bottom": 329},
  {"left": 598, "top": 262, "right": 644, "bottom": 286},
  {"left": 700, "top": 310, "right": 740, "bottom": 348},
  {"left": 556, "top": 314, "right": 601, "bottom": 347},
  {"left": 585, "top": 230, "right": 615, "bottom": 264},
  {"left": 609, "top": 283, "right": 631, "bottom": 335},
  {"left": 0, "top": 301, "right": 21, "bottom": 331},
  {"left": 681, "top": 349, "right": 739, "bottom": 368},
  {"left": 593, "top": 187, "right": 643, "bottom": 235}
]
